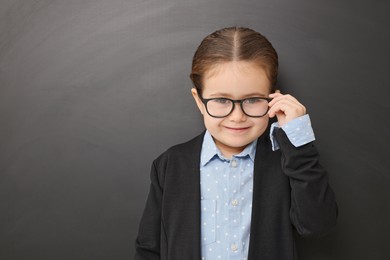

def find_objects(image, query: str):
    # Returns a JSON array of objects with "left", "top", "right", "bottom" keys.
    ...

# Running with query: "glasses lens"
[
  {"left": 242, "top": 98, "right": 269, "bottom": 117},
  {"left": 206, "top": 98, "right": 233, "bottom": 117}
]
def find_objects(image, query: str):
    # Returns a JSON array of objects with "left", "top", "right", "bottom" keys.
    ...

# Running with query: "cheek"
[
  {"left": 203, "top": 114, "right": 223, "bottom": 128},
  {"left": 252, "top": 116, "right": 270, "bottom": 128}
]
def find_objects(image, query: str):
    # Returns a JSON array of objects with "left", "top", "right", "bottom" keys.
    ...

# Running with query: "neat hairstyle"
[{"left": 190, "top": 26, "right": 278, "bottom": 94}]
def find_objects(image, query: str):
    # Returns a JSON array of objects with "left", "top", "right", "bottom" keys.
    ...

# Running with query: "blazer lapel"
[{"left": 248, "top": 131, "right": 272, "bottom": 258}]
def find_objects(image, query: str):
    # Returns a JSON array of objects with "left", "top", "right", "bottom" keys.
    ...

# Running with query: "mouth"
[{"left": 224, "top": 126, "right": 251, "bottom": 133}]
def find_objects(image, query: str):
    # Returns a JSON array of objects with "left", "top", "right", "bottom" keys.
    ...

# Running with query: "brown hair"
[{"left": 190, "top": 26, "right": 278, "bottom": 94}]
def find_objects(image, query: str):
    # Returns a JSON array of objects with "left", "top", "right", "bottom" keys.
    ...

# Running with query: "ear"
[{"left": 191, "top": 88, "right": 204, "bottom": 115}]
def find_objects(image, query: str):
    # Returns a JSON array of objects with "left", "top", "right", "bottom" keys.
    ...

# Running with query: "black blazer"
[{"left": 135, "top": 128, "right": 338, "bottom": 260}]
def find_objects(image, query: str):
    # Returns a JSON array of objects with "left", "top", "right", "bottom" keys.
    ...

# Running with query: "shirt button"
[
  {"left": 231, "top": 199, "right": 239, "bottom": 206},
  {"left": 231, "top": 243, "right": 238, "bottom": 252},
  {"left": 231, "top": 160, "right": 237, "bottom": 168}
]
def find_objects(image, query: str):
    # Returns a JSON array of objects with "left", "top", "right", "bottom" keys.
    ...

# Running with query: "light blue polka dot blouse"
[{"left": 200, "top": 114, "right": 315, "bottom": 260}]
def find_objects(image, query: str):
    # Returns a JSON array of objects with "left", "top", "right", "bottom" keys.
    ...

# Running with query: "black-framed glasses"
[{"left": 199, "top": 95, "right": 272, "bottom": 118}]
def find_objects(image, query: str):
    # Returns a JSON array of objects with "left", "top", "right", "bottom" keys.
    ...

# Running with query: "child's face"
[{"left": 192, "top": 61, "right": 271, "bottom": 158}]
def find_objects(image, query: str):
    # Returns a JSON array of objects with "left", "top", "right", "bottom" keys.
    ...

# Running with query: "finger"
[
  {"left": 269, "top": 94, "right": 299, "bottom": 104},
  {"left": 268, "top": 99, "right": 290, "bottom": 115},
  {"left": 268, "top": 94, "right": 304, "bottom": 109},
  {"left": 268, "top": 100, "right": 306, "bottom": 118},
  {"left": 272, "top": 99, "right": 305, "bottom": 113},
  {"left": 268, "top": 102, "right": 289, "bottom": 118},
  {"left": 268, "top": 92, "right": 282, "bottom": 98},
  {"left": 269, "top": 100, "right": 305, "bottom": 115}
]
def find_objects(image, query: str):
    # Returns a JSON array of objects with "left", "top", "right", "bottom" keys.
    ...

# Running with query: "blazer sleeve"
[
  {"left": 274, "top": 127, "right": 338, "bottom": 238},
  {"left": 134, "top": 160, "right": 163, "bottom": 260}
]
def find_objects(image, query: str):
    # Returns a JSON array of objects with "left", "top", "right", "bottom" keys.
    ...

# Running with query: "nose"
[{"left": 228, "top": 103, "right": 246, "bottom": 122}]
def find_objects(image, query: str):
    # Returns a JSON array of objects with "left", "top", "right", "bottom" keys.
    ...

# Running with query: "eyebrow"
[{"left": 208, "top": 92, "right": 268, "bottom": 98}]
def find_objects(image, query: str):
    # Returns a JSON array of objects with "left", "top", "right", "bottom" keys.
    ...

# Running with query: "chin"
[{"left": 226, "top": 138, "right": 255, "bottom": 148}]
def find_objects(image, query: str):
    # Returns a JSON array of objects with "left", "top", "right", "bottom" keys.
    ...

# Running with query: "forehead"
[{"left": 203, "top": 61, "right": 271, "bottom": 97}]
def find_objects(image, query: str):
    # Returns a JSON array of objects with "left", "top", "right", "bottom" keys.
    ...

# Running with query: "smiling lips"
[{"left": 224, "top": 126, "right": 251, "bottom": 133}]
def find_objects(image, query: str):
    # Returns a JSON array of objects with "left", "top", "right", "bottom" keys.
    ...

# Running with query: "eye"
[
  {"left": 212, "top": 98, "right": 230, "bottom": 104},
  {"left": 244, "top": 98, "right": 263, "bottom": 104}
]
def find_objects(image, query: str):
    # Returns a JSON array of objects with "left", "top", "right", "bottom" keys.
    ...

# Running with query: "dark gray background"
[{"left": 1, "top": 0, "right": 389, "bottom": 259}]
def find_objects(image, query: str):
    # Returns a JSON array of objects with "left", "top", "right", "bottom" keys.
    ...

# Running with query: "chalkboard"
[{"left": 1, "top": 0, "right": 389, "bottom": 259}]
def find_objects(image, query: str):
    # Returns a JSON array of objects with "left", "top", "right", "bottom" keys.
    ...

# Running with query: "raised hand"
[{"left": 268, "top": 91, "right": 306, "bottom": 126}]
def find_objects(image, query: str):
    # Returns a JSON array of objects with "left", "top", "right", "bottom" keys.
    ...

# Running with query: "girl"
[{"left": 135, "top": 26, "right": 338, "bottom": 260}]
